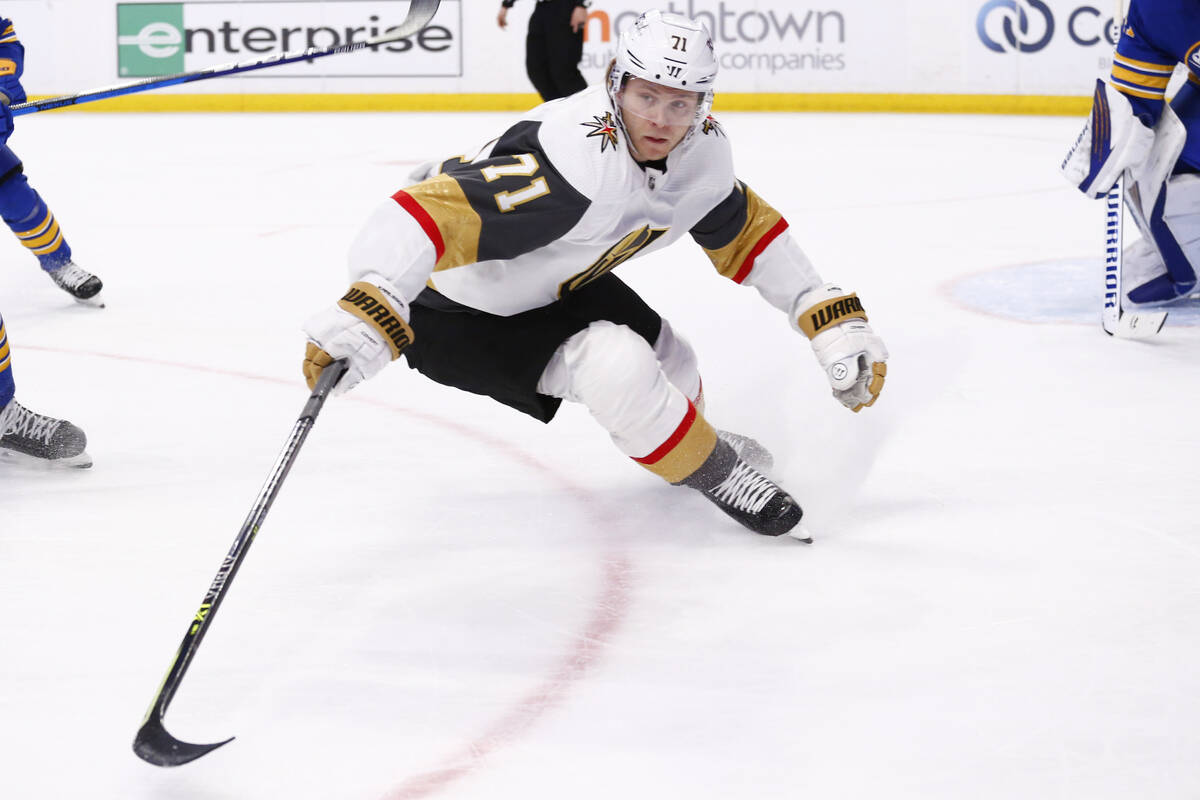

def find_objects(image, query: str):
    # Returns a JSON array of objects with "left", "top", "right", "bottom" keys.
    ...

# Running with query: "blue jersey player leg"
[
  {"left": 0, "top": 17, "right": 104, "bottom": 305},
  {"left": 0, "top": 311, "right": 91, "bottom": 467}
]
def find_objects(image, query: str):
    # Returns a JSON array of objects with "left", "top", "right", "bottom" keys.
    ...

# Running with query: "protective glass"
[{"left": 618, "top": 82, "right": 703, "bottom": 128}]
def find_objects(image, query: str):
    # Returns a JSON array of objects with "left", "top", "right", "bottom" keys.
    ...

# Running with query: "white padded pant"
[{"left": 537, "top": 320, "right": 702, "bottom": 459}]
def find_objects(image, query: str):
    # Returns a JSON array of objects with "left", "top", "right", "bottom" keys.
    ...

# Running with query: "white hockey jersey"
[{"left": 348, "top": 85, "right": 823, "bottom": 326}]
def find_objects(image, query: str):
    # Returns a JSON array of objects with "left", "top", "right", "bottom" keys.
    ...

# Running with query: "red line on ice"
[
  {"left": 362, "top": 400, "right": 633, "bottom": 799},
  {"left": 23, "top": 346, "right": 635, "bottom": 799}
]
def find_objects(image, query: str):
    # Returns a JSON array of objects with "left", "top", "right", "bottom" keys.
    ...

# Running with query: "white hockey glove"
[
  {"left": 405, "top": 160, "right": 438, "bottom": 187},
  {"left": 795, "top": 283, "right": 888, "bottom": 412},
  {"left": 1061, "top": 79, "right": 1156, "bottom": 198},
  {"left": 302, "top": 276, "right": 414, "bottom": 394}
]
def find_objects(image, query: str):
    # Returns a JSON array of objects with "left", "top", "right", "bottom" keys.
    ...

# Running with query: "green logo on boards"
[{"left": 116, "top": 4, "right": 185, "bottom": 77}]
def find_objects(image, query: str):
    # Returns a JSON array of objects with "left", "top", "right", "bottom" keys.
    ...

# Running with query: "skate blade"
[
  {"left": 786, "top": 523, "right": 813, "bottom": 544},
  {"left": 0, "top": 448, "right": 93, "bottom": 469},
  {"left": 73, "top": 292, "right": 106, "bottom": 309}
]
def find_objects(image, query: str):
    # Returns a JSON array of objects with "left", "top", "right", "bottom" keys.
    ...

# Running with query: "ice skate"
[
  {"left": 678, "top": 438, "right": 807, "bottom": 539},
  {"left": 716, "top": 429, "right": 774, "bottom": 471},
  {"left": 0, "top": 399, "right": 92, "bottom": 468},
  {"left": 47, "top": 261, "right": 105, "bottom": 307}
]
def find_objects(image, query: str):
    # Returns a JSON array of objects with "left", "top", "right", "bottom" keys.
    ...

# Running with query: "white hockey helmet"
[{"left": 607, "top": 10, "right": 717, "bottom": 138}]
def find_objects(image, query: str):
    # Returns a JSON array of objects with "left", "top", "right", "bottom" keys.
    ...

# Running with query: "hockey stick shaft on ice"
[
  {"left": 133, "top": 359, "right": 348, "bottom": 768},
  {"left": 1102, "top": 175, "right": 1168, "bottom": 338},
  {"left": 12, "top": 0, "right": 441, "bottom": 116},
  {"left": 1099, "top": 0, "right": 1166, "bottom": 338}
]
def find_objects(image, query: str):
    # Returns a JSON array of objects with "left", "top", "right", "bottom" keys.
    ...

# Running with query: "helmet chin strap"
[{"left": 609, "top": 92, "right": 642, "bottom": 161}]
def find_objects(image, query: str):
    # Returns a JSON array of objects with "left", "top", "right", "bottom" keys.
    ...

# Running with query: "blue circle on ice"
[{"left": 946, "top": 259, "right": 1200, "bottom": 326}]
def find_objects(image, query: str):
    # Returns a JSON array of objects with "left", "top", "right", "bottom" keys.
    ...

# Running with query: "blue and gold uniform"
[
  {"left": 1111, "top": 0, "right": 1200, "bottom": 170},
  {"left": 0, "top": 313, "right": 11, "bottom": 410},
  {"left": 0, "top": 17, "right": 95, "bottom": 468},
  {"left": 0, "top": 17, "right": 73, "bottom": 270},
  {"left": 1071, "top": 0, "right": 1200, "bottom": 305},
  {"left": 0, "top": 17, "right": 102, "bottom": 304}
]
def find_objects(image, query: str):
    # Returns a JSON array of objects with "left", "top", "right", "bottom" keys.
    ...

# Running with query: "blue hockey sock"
[
  {"left": 0, "top": 169, "right": 72, "bottom": 270},
  {"left": 0, "top": 314, "right": 14, "bottom": 410}
]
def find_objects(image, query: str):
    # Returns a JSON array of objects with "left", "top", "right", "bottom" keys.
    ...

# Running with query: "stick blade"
[
  {"left": 133, "top": 716, "right": 234, "bottom": 767},
  {"left": 1114, "top": 309, "right": 1169, "bottom": 339}
]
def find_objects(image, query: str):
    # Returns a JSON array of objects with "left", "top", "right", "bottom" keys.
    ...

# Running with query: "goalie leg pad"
[
  {"left": 538, "top": 320, "right": 716, "bottom": 482},
  {"left": 1126, "top": 172, "right": 1200, "bottom": 304}
]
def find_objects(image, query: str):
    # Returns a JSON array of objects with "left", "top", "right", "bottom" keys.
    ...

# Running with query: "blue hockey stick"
[{"left": 11, "top": 0, "right": 441, "bottom": 117}]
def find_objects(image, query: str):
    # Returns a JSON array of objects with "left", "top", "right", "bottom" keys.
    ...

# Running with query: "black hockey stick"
[
  {"left": 13, "top": 0, "right": 441, "bottom": 116},
  {"left": 133, "top": 359, "right": 348, "bottom": 767}
]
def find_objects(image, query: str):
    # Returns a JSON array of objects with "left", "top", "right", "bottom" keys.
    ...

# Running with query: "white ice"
[{"left": 1, "top": 108, "right": 1198, "bottom": 800}]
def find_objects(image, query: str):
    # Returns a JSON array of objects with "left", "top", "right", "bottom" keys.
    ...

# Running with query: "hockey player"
[
  {"left": 0, "top": 17, "right": 104, "bottom": 305},
  {"left": 0, "top": 99, "right": 90, "bottom": 467},
  {"left": 1061, "top": 0, "right": 1200, "bottom": 306},
  {"left": 301, "top": 10, "right": 887, "bottom": 538},
  {"left": 0, "top": 312, "right": 90, "bottom": 467}
]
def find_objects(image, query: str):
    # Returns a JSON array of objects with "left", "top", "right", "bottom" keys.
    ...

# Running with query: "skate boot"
[
  {"left": 47, "top": 261, "right": 105, "bottom": 307},
  {"left": 0, "top": 399, "right": 92, "bottom": 468},
  {"left": 716, "top": 429, "right": 774, "bottom": 471},
  {"left": 678, "top": 437, "right": 808, "bottom": 540}
]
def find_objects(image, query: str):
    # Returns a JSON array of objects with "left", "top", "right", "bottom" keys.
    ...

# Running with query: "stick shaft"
[
  {"left": 151, "top": 411, "right": 318, "bottom": 713},
  {"left": 14, "top": 0, "right": 441, "bottom": 116},
  {"left": 135, "top": 360, "right": 347, "bottom": 763},
  {"left": 1102, "top": 176, "right": 1123, "bottom": 334}
]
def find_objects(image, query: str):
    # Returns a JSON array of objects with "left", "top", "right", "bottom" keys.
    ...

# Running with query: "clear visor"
[{"left": 618, "top": 82, "right": 703, "bottom": 128}]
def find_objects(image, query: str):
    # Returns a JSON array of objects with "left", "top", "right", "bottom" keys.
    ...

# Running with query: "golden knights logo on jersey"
[
  {"left": 701, "top": 115, "right": 725, "bottom": 137},
  {"left": 581, "top": 112, "right": 620, "bottom": 153},
  {"left": 559, "top": 225, "right": 669, "bottom": 295}
]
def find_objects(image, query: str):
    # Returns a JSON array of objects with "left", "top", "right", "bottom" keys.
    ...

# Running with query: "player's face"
[{"left": 617, "top": 78, "right": 702, "bottom": 160}]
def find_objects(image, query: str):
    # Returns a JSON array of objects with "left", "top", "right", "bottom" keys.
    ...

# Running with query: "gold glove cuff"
[
  {"left": 336, "top": 281, "right": 414, "bottom": 360},
  {"left": 798, "top": 292, "right": 867, "bottom": 340}
]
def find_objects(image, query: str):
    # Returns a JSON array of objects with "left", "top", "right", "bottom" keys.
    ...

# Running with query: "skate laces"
[
  {"left": 709, "top": 461, "right": 777, "bottom": 514},
  {"left": 716, "top": 430, "right": 774, "bottom": 471},
  {"left": 1, "top": 402, "right": 62, "bottom": 445},
  {"left": 718, "top": 430, "right": 752, "bottom": 458},
  {"left": 50, "top": 262, "right": 94, "bottom": 290}
]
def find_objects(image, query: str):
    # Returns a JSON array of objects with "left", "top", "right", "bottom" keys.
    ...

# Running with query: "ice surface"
[{"left": 1, "top": 110, "right": 1198, "bottom": 799}]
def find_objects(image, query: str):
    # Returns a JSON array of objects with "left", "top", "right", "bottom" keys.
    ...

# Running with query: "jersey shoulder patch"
[
  {"left": 699, "top": 113, "right": 726, "bottom": 138},
  {"left": 580, "top": 111, "right": 622, "bottom": 154}
]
